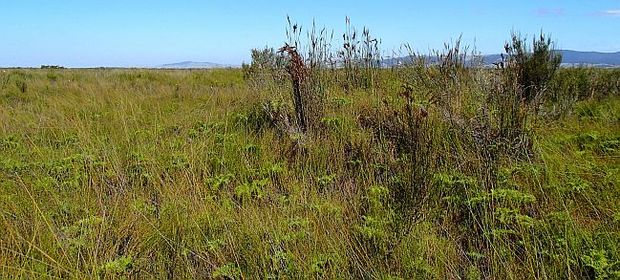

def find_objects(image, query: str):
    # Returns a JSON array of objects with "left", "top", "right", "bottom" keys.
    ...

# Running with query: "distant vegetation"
[
  {"left": 40, "top": 65, "right": 65, "bottom": 69},
  {"left": 1, "top": 18, "right": 619, "bottom": 279}
]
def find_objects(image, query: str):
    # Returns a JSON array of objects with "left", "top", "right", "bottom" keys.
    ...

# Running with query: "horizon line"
[{"left": 1, "top": 49, "right": 619, "bottom": 69}]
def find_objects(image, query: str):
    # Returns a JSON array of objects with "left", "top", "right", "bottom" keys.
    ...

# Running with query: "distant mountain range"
[
  {"left": 383, "top": 50, "right": 620, "bottom": 68},
  {"left": 555, "top": 50, "right": 620, "bottom": 67},
  {"left": 159, "top": 50, "right": 620, "bottom": 70},
  {"left": 158, "top": 61, "right": 235, "bottom": 69}
]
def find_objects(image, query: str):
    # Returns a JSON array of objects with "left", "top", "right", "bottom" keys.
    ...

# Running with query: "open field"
[{"left": 0, "top": 64, "right": 619, "bottom": 279}]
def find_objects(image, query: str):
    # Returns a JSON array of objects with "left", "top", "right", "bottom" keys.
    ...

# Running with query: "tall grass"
[{"left": 0, "top": 27, "right": 619, "bottom": 279}]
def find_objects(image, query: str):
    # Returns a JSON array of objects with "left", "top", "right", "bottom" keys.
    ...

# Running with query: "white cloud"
[{"left": 601, "top": 9, "right": 620, "bottom": 16}]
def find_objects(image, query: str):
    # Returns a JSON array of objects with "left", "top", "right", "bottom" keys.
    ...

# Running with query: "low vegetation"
[{"left": 1, "top": 20, "right": 619, "bottom": 279}]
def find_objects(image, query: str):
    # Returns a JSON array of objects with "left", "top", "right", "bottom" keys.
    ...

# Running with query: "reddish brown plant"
[{"left": 278, "top": 43, "right": 311, "bottom": 131}]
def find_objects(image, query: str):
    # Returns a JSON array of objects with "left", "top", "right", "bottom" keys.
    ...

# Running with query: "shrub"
[
  {"left": 242, "top": 47, "right": 287, "bottom": 84},
  {"left": 503, "top": 32, "right": 562, "bottom": 104}
]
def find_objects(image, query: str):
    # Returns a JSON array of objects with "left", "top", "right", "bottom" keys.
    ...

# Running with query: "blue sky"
[{"left": 0, "top": 0, "right": 619, "bottom": 67}]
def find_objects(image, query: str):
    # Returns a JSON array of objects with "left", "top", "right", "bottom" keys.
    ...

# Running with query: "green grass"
[{"left": 0, "top": 68, "right": 618, "bottom": 279}]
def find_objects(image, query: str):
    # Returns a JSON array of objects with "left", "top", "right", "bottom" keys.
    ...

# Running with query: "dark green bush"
[{"left": 503, "top": 32, "right": 562, "bottom": 104}]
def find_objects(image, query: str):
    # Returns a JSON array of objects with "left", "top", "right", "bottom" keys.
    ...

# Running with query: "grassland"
[{"left": 0, "top": 65, "right": 619, "bottom": 279}]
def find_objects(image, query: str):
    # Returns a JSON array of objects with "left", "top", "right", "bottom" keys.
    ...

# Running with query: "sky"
[{"left": 0, "top": 0, "right": 619, "bottom": 68}]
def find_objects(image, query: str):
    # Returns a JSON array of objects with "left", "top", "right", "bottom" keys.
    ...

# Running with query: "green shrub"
[{"left": 503, "top": 32, "right": 562, "bottom": 104}]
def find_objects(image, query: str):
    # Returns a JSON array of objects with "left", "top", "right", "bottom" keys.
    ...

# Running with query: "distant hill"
[
  {"left": 161, "top": 51, "right": 620, "bottom": 69},
  {"left": 158, "top": 61, "right": 236, "bottom": 69},
  {"left": 556, "top": 50, "right": 620, "bottom": 67},
  {"left": 481, "top": 50, "right": 620, "bottom": 67},
  {"left": 383, "top": 50, "right": 620, "bottom": 68}
]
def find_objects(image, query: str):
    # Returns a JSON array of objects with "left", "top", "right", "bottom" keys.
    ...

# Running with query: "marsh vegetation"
[{"left": 1, "top": 20, "right": 619, "bottom": 279}]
